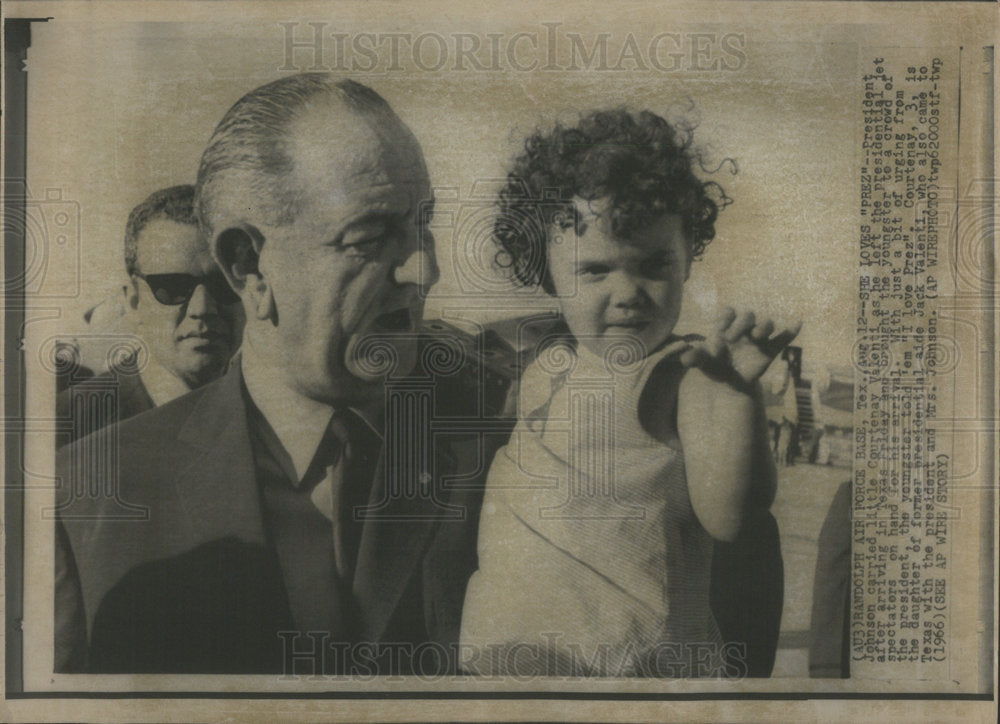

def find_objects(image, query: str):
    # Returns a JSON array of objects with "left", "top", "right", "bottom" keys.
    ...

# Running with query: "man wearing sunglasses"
[{"left": 57, "top": 185, "right": 243, "bottom": 445}]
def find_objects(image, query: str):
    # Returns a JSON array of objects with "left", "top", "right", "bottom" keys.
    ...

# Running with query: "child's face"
[{"left": 547, "top": 198, "right": 691, "bottom": 357}]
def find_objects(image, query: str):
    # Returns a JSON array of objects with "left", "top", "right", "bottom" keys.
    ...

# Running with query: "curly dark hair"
[{"left": 493, "top": 108, "right": 731, "bottom": 293}]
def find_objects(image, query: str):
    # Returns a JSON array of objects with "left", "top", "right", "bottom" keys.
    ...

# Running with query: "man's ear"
[
  {"left": 213, "top": 225, "right": 273, "bottom": 321},
  {"left": 122, "top": 278, "right": 139, "bottom": 312}
]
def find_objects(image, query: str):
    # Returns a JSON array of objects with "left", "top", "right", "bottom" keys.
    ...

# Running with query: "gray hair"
[{"left": 196, "top": 74, "right": 404, "bottom": 237}]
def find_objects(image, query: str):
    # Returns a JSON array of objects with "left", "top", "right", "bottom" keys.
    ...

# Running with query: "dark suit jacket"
[
  {"left": 55, "top": 360, "right": 507, "bottom": 674},
  {"left": 711, "top": 509, "right": 784, "bottom": 677},
  {"left": 56, "top": 370, "right": 155, "bottom": 448}
]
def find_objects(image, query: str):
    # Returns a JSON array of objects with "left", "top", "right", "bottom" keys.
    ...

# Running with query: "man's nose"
[
  {"left": 185, "top": 283, "right": 220, "bottom": 317},
  {"left": 393, "top": 245, "right": 440, "bottom": 290}
]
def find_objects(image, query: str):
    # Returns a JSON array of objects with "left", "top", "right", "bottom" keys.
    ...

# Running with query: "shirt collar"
[
  {"left": 240, "top": 337, "right": 383, "bottom": 487},
  {"left": 140, "top": 355, "right": 193, "bottom": 407}
]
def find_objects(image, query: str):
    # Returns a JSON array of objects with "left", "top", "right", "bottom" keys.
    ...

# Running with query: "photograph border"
[{"left": 1, "top": 2, "right": 996, "bottom": 718}]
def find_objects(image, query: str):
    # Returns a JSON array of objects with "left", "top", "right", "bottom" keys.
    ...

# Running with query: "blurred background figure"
[
  {"left": 778, "top": 418, "right": 796, "bottom": 467},
  {"left": 56, "top": 185, "right": 244, "bottom": 446},
  {"left": 809, "top": 480, "right": 852, "bottom": 678}
]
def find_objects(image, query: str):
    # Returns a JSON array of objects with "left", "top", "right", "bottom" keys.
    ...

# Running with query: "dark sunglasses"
[{"left": 133, "top": 271, "right": 240, "bottom": 306}]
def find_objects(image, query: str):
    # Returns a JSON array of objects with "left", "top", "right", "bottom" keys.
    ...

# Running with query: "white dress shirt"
[
  {"left": 240, "top": 337, "right": 382, "bottom": 519},
  {"left": 140, "top": 355, "right": 196, "bottom": 407}
]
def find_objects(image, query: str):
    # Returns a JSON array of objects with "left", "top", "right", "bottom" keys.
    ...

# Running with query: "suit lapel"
[
  {"left": 120, "top": 372, "right": 155, "bottom": 420},
  {"left": 172, "top": 364, "right": 266, "bottom": 548},
  {"left": 352, "top": 431, "right": 463, "bottom": 642},
  {"left": 163, "top": 364, "right": 473, "bottom": 643}
]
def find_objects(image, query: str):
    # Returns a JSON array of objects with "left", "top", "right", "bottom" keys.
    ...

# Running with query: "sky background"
[{"left": 23, "top": 6, "right": 870, "bottom": 372}]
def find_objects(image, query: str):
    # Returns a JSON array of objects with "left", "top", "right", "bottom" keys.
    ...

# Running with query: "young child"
[{"left": 459, "top": 109, "right": 800, "bottom": 677}]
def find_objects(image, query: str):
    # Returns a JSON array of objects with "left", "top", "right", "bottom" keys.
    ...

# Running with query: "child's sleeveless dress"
[{"left": 460, "top": 341, "right": 724, "bottom": 676}]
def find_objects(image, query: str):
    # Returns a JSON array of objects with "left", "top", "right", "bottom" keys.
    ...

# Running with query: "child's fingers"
[
  {"left": 768, "top": 320, "right": 804, "bottom": 351},
  {"left": 705, "top": 332, "right": 727, "bottom": 359},
  {"left": 750, "top": 319, "right": 775, "bottom": 342},
  {"left": 724, "top": 310, "right": 756, "bottom": 343},
  {"left": 712, "top": 307, "right": 737, "bottom": 335}
]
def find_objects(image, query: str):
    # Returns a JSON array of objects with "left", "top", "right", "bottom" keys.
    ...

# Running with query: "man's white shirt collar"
[
  {"left": 240, "top": 337, "right": 383, "bottom": 487},
  {"left": 241, "top": 338, "right": 336, "bottom": 485}
]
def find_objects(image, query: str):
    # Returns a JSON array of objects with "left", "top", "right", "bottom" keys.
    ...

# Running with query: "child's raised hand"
[{"left": 679, "top": 308, "right": 802, "bottom": 389}]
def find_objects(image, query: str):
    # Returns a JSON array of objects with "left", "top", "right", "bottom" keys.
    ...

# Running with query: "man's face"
[
  {"left": 133, "top": 219, "right": 243, "bottom": 387},
  {"left": 253, "top": 102, "right": 439, "bottom": 404},
  {"left": 547, "top": 200, "right": 690, "bottom": 358}
]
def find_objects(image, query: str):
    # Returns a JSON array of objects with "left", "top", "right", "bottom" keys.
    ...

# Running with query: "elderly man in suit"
[
  {"left": 56, "top": 74, "right": 495, "bottom": 674},
  {"left": 57, "top": 185, "right": 244, "bottom": 446}
]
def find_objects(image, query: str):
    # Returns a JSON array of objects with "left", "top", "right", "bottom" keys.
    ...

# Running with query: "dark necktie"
[{"left": 319, "top": 409, "right": 378, "bottom": 585}]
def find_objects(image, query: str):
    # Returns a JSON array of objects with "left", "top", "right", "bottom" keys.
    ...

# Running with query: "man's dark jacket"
[
  {"left": 56, "top": 370, "right": 155, "bottom": 448},
  {"left": 55, "top": 358, "right": 503, "bottom": 674}
]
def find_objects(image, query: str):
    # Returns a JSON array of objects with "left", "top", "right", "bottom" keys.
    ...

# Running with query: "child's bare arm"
[{"left": 677, "top": 309, "right": 800, "bottom": 542}]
